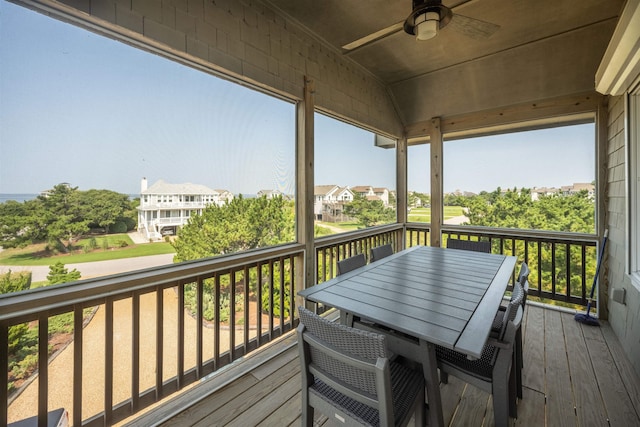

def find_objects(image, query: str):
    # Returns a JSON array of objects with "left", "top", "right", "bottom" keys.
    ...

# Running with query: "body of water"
[
  {"left": 0, "top": 193, "right": 140, "bottom": 203},
  {"left": 0, "top": 194, "right": 38, "bottom": 203}
]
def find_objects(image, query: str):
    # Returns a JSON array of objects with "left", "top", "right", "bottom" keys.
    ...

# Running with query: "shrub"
[{"left": 111, "top": 221, "right": 127, "bottom": 233}]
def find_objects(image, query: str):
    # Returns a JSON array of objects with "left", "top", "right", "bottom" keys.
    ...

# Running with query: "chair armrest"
[{"left": 486, "top": 337, "right": 512, "bottom": 350}]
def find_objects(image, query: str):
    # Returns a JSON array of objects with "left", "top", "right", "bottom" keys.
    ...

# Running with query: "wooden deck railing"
[
  {"left": 314, "top": 224, "right": 404, "bottom": 283},
  {"left": 432, "top": 225, "right": 599, "bottom": 308},
  {"left": 0, "top": 244, "right": 303, "bottom": 427},
  {"left": 1, "top": 224, "right": 599, "bottom": 426}
]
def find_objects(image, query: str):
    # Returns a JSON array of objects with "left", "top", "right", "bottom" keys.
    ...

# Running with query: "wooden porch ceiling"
[
  {"left": 125, "top": 304, "right": 640, "bottom": 426},
  {"left": 264, "top": 0, "right": 625, "bottom": 125}
]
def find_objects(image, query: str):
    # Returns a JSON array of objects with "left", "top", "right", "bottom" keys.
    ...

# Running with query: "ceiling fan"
[{"left": 342, "top": 0, "right": 500, "bottom": 51}]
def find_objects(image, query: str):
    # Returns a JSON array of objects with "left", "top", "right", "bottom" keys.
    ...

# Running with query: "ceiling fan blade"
[
  {"left": 341, "top": 21, "right": 404, "bottom": 51},
  {"left": 448, "top": 13, "right": 500, "bottom": 39}
]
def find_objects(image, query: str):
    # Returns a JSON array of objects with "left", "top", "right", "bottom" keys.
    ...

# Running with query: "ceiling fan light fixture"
[{"left": 415, "top": 11, "right": 439, "bottom": 40}]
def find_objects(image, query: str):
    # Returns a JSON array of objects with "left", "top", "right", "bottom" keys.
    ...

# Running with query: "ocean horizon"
[{"left": 0, "top": 193, "right": 260, "bottom": 204}]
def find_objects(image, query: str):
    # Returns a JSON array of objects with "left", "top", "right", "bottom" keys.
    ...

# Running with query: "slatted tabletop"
[{"left": 300, "top": 245, "right": 517, "bottom": 358}]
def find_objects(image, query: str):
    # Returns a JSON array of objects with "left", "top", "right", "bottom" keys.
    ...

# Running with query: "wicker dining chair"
[
  {"left": 437, "top": 290, "right": 524, "bottom": 427},
  {"left": 446, "top": 237, "right": 491, "bottom": 253},
  {"left": 337, "top": 253, "right": 367, "bottom": 275},
  {"left": 297, "top": 307, "right": 426, "bottom": 427},
  {"left": 370, "top": 244, "right": 394, "bottom": 263},
  {"left": 491, "top": 262, "right": 530, "bottom": 398}
]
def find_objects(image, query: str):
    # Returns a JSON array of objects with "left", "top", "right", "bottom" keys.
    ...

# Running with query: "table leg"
[{"left": 420, "top": 340, "right": 444, "bottom": 427}]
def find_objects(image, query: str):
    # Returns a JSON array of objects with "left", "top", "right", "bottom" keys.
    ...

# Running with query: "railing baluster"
[
  {"left": 177, "top": 282, "right": 185, "bottom": 388},
  {"left": 0, "top": 322, "right": 7, "bottom": 427},
  {"left": 214, "top": 274, "right": 221, "bottom": 370},
  {"left": 229, "top": 270, "right": 236, "bottom": 359},
  {"left": 196, "top": 278, "right": 203, "bottom": 378},
  {"left": 279, "top": 257, "right": 285, "bottom": 330},
  {"left": 131, "top": 294, "right": 139, "bottom": 413},
  {"left": 566, "top": 243, "right": 571, "bottom": 302},
  {"left": 257, "top": 263, "right": 263, "bottom": 346},
  {"left": 156, "top": 287, "right": 164, "bottom": 400},
  {"left": 269, "top": 260, "right": 274, "bottom": 339},
  {"left": 244, "top": 265, "right": 250, "bottom": 352},
  {"left": 104, "top": 301, "right": 113, "bottom": 426},
  {"left": 38, "top": 316, "right": 48, "bottom": 427}
]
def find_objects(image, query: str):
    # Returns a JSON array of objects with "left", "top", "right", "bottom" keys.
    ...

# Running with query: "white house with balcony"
[
  {"left": 137, "top": 178, "right": 234, "bottom": 240},
  {"left": 314, "top": 185, "right": 354, "bottom": 221}
]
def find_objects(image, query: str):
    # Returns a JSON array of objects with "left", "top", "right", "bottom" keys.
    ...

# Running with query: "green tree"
[
  {"left": 78, "top": 189, "right": 133, "bottom": 233},
  {"left": 343, "top": 194, "right": 395, "bottom": 227},
  {"left": 462, "top": 187, "right": 596, "bottom": 300},
  {"left": 0, "top": 199, "right": 47, "bottom": 248},
  {"left": 172, "top": 195, "right": 295, "bottom": 262},
  {"left": 47, "top": 261, "right": 81, "bottom": 285},
  {"left": 0, "top": 185, "right": 137, "bottom": 250},
  {"left": 1, "top": 271, "right": 32, "bottom": 352},
  {"left": 37, "top": 184, "right": 90, "bottom": 251}
]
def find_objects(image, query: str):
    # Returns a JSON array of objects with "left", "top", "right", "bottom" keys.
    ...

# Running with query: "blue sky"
[{"left": 0, "top": 1, "right": 594, "bottom": 196}]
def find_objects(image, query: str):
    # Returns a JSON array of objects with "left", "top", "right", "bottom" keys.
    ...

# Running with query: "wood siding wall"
[{"left": 606, "top": 94, "right": 640, "bottom": 378}]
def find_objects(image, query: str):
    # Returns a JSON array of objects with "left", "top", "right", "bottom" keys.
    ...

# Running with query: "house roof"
[
  {"left": 143, "top": 179, "right": 218, "bottom": 195},
  {"left": 315, "top": 185, "right": 339, "bottom": 196}
]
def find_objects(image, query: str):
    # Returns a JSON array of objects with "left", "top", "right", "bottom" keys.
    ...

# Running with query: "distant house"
[
  {"left": 314, "top": 185, "right": 354, "bottom": 221},
  {"left": 137, "top": 178, "right": 233, "bottom": 240},
  {"left": 531, "top": 183, "right": 595, "bottom": 201},
  {"left": 351, "top": 185, "right": 391, "bottom": 206},
  {"left": 257, "top": 189, "right": 284, "bottom": 199}
]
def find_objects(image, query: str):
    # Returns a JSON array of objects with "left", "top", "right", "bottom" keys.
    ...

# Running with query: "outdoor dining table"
[{"left": 298, "top": 245, "right": 517, "bottom": 427}]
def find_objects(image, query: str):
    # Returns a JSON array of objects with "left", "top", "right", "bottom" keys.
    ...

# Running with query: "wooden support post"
[
  {"left": 296, "top": 77, "right": 315, "bottom": 309},
  {"left": 430, "top": 117, "right": 443, "bottom": 248},
  {"left": 396, "top": 136, "right": 408, "bottom": 248}
]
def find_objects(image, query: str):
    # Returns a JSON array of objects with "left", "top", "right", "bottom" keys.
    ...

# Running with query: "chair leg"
[
  {"left": 493, "top": 377, "right": 510, "bottom": 427},
  {"left": 439, "top": 370, "right": 449, "bottom": 384},
  {"left": 516, "top": 328, "right": 523, "bottom": 399},
  {"left": 508, "top": 363, "right": 518, "bottom": 418},
  {"left": 414, "top": 388, "right": 426, "bottom": 426}
]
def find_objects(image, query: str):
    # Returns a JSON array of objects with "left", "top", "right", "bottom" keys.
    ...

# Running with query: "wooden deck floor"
[{"left": 125, "top": 304, "right": 640, "bottom": 426}]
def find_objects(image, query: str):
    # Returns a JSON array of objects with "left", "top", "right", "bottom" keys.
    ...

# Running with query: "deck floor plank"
[
  {"left": 562, "top": 310, "right": 609, "bottom": 426},
  {"left": 581, "top": 321, "right": 640, "bottom": 426},
  {"left": 126, "top": 305, "right": 640, "bottom": 427},
  {"left": 521, "top": 304, "right": 545, "bottom": 393},
  {"left": 544, "top": 309, "right": 576, "bottom": 426},
  {"left": 601, "top": 322, "right": 640, "bottom": 415}
]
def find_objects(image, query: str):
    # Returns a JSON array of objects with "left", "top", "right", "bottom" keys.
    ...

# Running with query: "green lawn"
[
  {"left": 0, "top": 234, "right": 175, "bottom": 266},
  {"left": 408, "top": 206, "right": 465, "bottom": 223}
]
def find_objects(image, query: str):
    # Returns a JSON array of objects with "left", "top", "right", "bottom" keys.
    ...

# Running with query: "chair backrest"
[
  {"left": 336, "top": 253, "right": 366, "bottom": 275},
  {"left": 516, "top": 263, "right": 530, "bottom": 307},
  {"left": 297, "top": 307, "right": 393, "bottom": 419},
  {"left": 498, "top": 282, "right": 524, "bottom": 340},
  {"left": 370, "top": 244, "right": 394, "bottom": 263},
  {"left": 446, "top": 238, "right": 491, "bottom": 253},
  {"left": 517, "top": 262, "right": 530, "bottom": 285}
]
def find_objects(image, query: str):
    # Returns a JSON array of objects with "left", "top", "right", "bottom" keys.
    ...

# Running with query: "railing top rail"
[
  {"left": 439, "top": 224, "right": 599, "bottom": 244},
  {"left": 314, "top": 223, "right": 403, "bottom": 249},
  {"left": 0, "top": 243, "right": 304, "bottom": 323}
]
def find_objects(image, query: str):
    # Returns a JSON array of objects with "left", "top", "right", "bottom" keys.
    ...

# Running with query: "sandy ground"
[{"left": 7, "top": 283, "right": 271, "bottom": 424}]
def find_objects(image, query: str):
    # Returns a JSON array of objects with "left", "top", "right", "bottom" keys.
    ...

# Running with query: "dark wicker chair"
[
  {"left": 437, "top": 289, "right": 524, "bottom": 427},
  {"left": 370, "top": 244, "right": 394, "bottom": 263},
  {"left": 337, "top": 253, "right": 367, "bottom": 275},
  {"left": 491, "top": 262, "right": 530, "bottom": 398},
  {"left": 297, "top": 307, "right": 426, "bottom": 427},
  {"left": 446, "top": 238, "right": 491, "bottom": 253}
]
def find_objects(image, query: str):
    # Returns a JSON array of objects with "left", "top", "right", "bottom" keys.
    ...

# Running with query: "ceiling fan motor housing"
[{"left": 404, "top": 0, "right": 453, "bottom": 36}]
